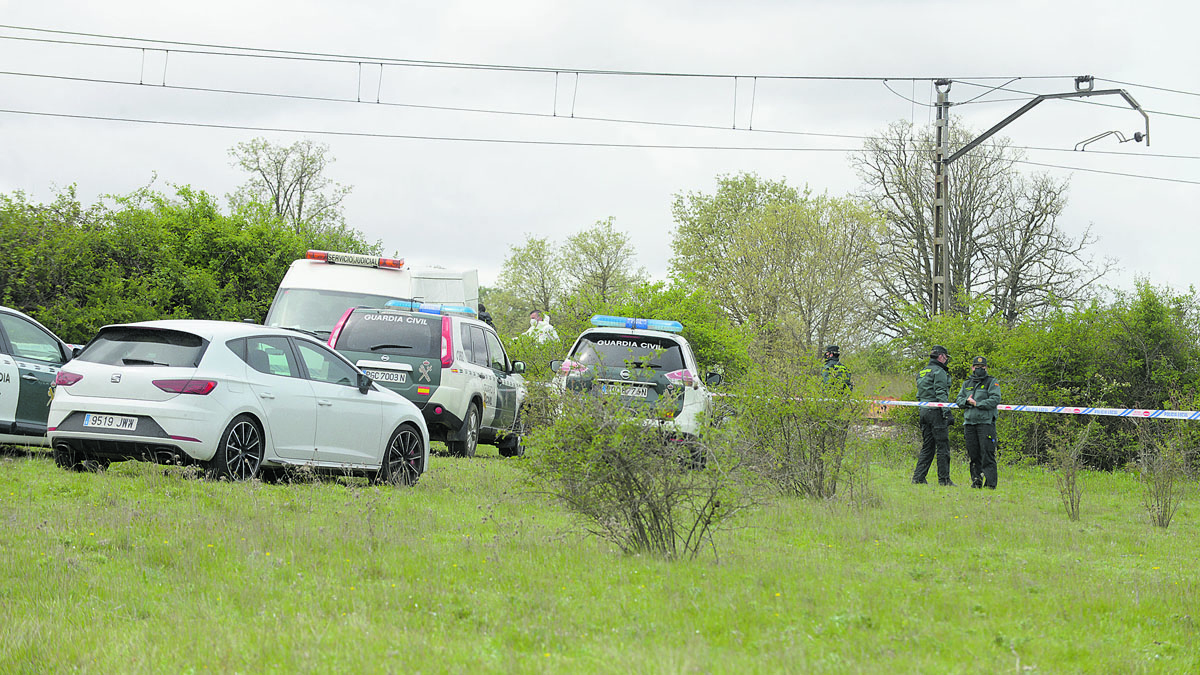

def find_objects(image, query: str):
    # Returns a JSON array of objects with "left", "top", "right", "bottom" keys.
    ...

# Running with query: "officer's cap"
[
  {"left": 972, "top": 356, "right": 988, "bottom": 367},
  {"left": 930, "top": 345, "right": 950, "bottom": 358},
  {"left": 824, "top": 345, "right": 840, "bottom": 355}
]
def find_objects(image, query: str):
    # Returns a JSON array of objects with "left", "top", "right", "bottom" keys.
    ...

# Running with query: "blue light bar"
[
  {"left": 386, "top": 299, "right": 477, "bottom": 318},
  {"left": 590, "top": 314, "right": 683, "bottom": 333}
]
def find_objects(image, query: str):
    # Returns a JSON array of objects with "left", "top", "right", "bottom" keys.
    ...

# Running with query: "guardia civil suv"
[
  {"left": 329, "top": 301, "right": 526, "bottom": 457},
  {"left": 551, "top": 315, "right": 722, "bottom": 440}
]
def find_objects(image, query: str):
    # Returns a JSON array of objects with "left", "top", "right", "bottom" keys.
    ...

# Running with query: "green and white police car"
[
  {"left": 328, "top": 301, "right": 526, "bottom": 457},
  {"left": 551, "top": 315, "right": 722, "bottom": 440},
  {"left": 0, "top": 306, "right": 77, "bottom": 447}
]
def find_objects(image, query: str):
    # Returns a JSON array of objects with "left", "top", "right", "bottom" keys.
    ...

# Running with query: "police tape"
[{"left": 874, "top": 399, "right": 1200, "bottom": 420}]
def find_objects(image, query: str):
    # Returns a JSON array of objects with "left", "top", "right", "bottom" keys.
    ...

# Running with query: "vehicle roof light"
[
  {"left": 590, "top": 314, "right": 683, "bottom": 333},
  {"left": 305, "top": 250, "right": 405, "bottom": 270},
  {"left": 386, "top": 299, "right": 477, "bottom": 318}
]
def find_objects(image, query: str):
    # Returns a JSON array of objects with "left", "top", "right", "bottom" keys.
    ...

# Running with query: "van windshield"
[{"left": 265, "top": 289, "right": 396, "bottom": 336}]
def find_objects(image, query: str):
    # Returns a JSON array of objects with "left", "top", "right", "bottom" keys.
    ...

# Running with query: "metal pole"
[{"left": 933, "top": 80, "right": 952, "bottom": 315}]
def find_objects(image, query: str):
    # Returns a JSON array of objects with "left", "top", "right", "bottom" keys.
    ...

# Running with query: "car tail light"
[
  {"left": 328, "top": 307, "right": 355, "bottom": 347},
  {"left": 153, "top": 379, "right": 218, "bottom": 395},
  {"left": 55, "top": 371, "right": 83, "bottom": 386},
  {"left": 440, "top": 315, "right": 453, "bottom": 367}
]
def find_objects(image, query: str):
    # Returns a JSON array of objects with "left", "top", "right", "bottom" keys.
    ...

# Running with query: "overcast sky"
[{"left": 1, "top": 1, "right": 1196, "bottom": 293}]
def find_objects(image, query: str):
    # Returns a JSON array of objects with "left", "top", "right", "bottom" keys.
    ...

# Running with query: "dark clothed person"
[
  {"left": 955, "top": 356, "right": 1002, "bottom": 489},
  {"left": 821, "top": 346, "right": 852, "bottom": 390},
  {"left": 913, "top": 346, "right": 953, "bottom": 485},
  {"left": 477, "top": 303, "right": 495, "bottom": 328}
]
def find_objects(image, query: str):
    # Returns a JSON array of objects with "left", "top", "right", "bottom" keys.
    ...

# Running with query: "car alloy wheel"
[
  {"left": 379, "top": 424, "right": 424, "bottom": 486},
  {"left": 209, "top": 414, "right": 264, "bottom": 481}
]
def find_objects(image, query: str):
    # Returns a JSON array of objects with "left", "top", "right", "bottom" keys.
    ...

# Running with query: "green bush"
[
  {"left": 521, "top": 388, "right": 751, "bottom": 560},
  {"left": 733, "top": 354, "right": 871, "bottom": 500}
]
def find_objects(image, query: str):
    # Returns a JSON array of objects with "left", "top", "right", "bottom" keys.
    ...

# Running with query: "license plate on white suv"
[
  {"left": 363, "top": 369, "right": 407, "bottom": 384},
  {"left": 83, "top": 413, "right": 138, "bottom": 431},
  {"left": 602, "top": 384, "right": 650, "bottom": 398}
]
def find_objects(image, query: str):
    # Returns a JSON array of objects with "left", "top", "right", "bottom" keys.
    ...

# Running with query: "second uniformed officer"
[
  {"left": 912, "top": 345, "right": 954, "bottom": 486},
  {"left": 821, "top": 345, "right": 853, "bottom": 390},
  {"left": 956, "top": 356, "right": 1002, "bottom": 489}
]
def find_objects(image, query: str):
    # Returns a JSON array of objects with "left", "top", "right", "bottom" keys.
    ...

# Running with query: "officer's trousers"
[
  {"left": 913, "top": 407, "right": 951, "bottom": 483},
  {"left": 963, "top": 422, "right": 998, "bottom": 489}
]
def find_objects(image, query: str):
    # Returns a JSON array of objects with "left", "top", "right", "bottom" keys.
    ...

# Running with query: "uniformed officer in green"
[
  {"left": 821, "top": 345, "right": 852, "bottom": 390},
  {"left": 955, "top": 356, "right": 1002, "bottom": 489},
  {"left": 912, "top": 345, "right": 954, "bottom": 485}
]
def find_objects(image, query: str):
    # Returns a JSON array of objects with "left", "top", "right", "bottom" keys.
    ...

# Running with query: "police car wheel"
[
  {"left": 447, "top": 404, "right": 480, "bottom": 458},
  {"left": 377, "top": 423, "right": 424, "bottom": 486},
  {"left": 206, "top": 414, "right": 264, "bottom": 482}
]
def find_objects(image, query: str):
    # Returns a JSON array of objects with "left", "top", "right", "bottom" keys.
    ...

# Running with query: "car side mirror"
[
  {"left": 705, "top": 372, "right": 723, "bottom": 387},
  {"left": 357, "top": 372, "right": 373, "bottom": 394},
  {"left": 550, "top": 359, "right": 564, "bottom": 373},
  {"left": 511, "top": 360, "right": 526, "bottom": 374}
]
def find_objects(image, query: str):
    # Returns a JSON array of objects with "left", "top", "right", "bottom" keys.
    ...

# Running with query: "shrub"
[
  {"left": 521, "top": 388, "right": 750, "bottom": 560},
  {"left": 1050, "top": 420, "right": 1094, "bottom": 522},
  {"left": 734, "top": 355, "right": 871, "bottom": 500},
  {"left": 1137, "top": 423, "right": 1188, "bottom": 529}
]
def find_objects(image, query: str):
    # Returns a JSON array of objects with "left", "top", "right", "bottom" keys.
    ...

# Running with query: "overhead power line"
[
  {"left": 2, "top": 69, "right": 1198, "bottom": 162},
  {"left": 1097, "top": 78, "right": 1200, "bottom": 98},
  {"left": 2, "top": 106, "right": 1196, "bottom": 185},
  {"left": 0, "top": 107, "right": 859, "bottom": 151},
  {"left": 0, "top": 24, "right": 1085, "bottom": 82},
  {"left": 954, "top": 80, "right": 1200, "bottom": 122}
]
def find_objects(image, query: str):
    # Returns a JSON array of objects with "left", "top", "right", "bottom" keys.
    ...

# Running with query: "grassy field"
[{"left": 1, "top": 436, "right": 1197, "bottom": 673}]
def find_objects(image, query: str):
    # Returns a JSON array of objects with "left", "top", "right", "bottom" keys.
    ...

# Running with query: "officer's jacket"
[
  {"left": 916, "top": 360, "right": 951, "bottom": 402},
  {"left": 822, "top": 358, "right": 852, "bottom": 390},
  {"left": 955, "top": 375, "right": 1002, "bottom": 425}
]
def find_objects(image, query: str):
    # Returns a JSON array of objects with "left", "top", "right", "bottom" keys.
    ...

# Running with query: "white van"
[{"left": 264, "top": 251, "right": 480, "bottom": 337}]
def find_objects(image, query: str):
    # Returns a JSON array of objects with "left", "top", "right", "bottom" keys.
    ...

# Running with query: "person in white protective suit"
[{"left": 522, "top": 310, "right": 559, "bottom": 344}]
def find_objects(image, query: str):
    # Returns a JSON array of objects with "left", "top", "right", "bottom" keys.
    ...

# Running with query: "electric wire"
[
  {"left": 954, "top": 80, "right": 1200, "bottom": 122},
  {"left": 3, "top": 69, "right": 1198, "bottom": 162},
  {"left": 0, "top": 25, "right": 1088, "bottom": 82},
  {"left": 1097, "top": 78, "right": 1200, "bottom": 98},
  {"left": 0, "top": 106, "right": 862, "bottom": 151},
  {"left": 882, "top": 80, "right": 934, "bottom": 108},
  {"left": 2, "top": 106, "right": 1196, "bottom": 185},
  {"left": 1010, "top": 159, "right": 1200, "bottom": 185}
]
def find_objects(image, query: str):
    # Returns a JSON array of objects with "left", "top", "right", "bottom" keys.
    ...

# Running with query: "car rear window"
[
  {"left": 571, "top": 333, "right": 685, "bottom": 372},
  {"left": 334, "top": 311, "right": 440, "bottom": 358},
  {"left": 79, "top": 327, "right": 208, "bottom": 367}
]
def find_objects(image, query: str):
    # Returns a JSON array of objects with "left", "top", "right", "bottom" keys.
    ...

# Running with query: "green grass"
[{"left": 0, "top": 438, "right": 1196, "bottom": 673}]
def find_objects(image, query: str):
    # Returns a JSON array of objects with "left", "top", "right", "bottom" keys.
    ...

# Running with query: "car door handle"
[
  {"left": 22, "top": 374, "right": 38, "bottom": 381},
  {"left": 259, "top": 392, "right": 276, "bottom": 400},
  {"left": 317, "top": 399, "right": 333, "bottom": 407}
]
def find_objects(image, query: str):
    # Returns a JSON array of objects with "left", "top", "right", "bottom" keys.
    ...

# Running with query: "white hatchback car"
[{"left": 47, "top": 320, "right": 429, "bottom": 485}]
